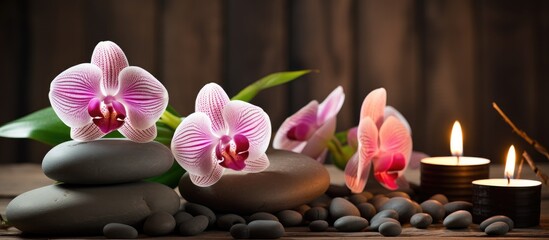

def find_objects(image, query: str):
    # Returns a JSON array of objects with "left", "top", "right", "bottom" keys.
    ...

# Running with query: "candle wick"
[
  {"left": 456, "top": 155, "right": 460, "bottom": 165},
  {"left": 507, "top": 175, "right": 511, "bottom": 185}
]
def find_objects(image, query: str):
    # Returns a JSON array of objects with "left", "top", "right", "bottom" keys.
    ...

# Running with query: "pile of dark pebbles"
[{"left": 101, "top": 185, "right": 514, "bottom": 238}]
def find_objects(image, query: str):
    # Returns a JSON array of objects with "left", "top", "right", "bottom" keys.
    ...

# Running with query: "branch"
[
  {"left": 521, "top": 151, "right": 549, "bottom": 185},
  {"left": 492, "top": 102, "right": 549, "bottom": 160}
]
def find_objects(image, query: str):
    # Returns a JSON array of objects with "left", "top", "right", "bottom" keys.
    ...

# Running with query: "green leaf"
[
  {"left": 232, "top": 70, "right": 313, "bottom": 101},
  {"left": 0, "top": 107, "right": 71, "bottom": 146}
]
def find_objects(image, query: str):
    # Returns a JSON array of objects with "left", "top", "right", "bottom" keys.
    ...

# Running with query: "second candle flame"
[
  {"left": 450, "top": 121, "right": 463, "bottom": 158},
  {"left": 505, "top": 145, "right": 516, "bottom": 184}
]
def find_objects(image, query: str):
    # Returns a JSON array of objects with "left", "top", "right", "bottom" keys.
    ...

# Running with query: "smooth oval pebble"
[
  {"left": 485, "top": 221, "right": 509, "bottom": 236},
  {"left": 379, "top": 221, "right": 402, "bottom": 236},
  {"left": 443, "top": 210, "right": 472, "bottom": 229},
  {"left": 380, "top": 197, "right": 415, "bottom": 223},
  {"left": 429, "top": 194, "right": 449, "bottom": 205},
  {"left": 348, "top": 194, "right": 368, "bottom": 205},
  {"left": 143, "top": 212, "right": 176, "bottom": 236},
  {"left": 248, "top": 212, "right": 279, "bottom": 222},
  {"left": 420, "top": 200, "right": 445, "bottom": 222},
  {"left": 293, "top": 204, "right": 311, "bottom": 216},
  {"left": 217, "top": 214, "right": 246, "bottom": 230},
  {"left": 179, "top": 215, "right": 209, "bottom": 236},
  {"left": 309, "top": 194, "right": 332, "bottom": 208},
  {"left": 103, "top": 223, "right": 138, "bottom": 239},
  {"left": 444, "top": 201, "right": 473, "bottom": 216},
  {"left": 330, "top": 197, "right": 360, "bottom": 220},
  {"left": 179, "top": 150, "right": 330, "bottom": 214},
  {"left": 479, "top": 215, "right": 514, "bottom": 231},
  {"left": 184, "top": 202, "right": 216, "bottom": 226},
  {"left": 325, "top": 184, "right": 352, "bottom": 198},
  {"left": 248, "top": 220, "right": 285, "bottom": 239},
  {"left": 304, "top": 207, "right": 329, "bottom": 221},
  {"left": 42, "top": 139, "right": 173, "bottom": 184},
  {"left": 357, "top": 202, "right": 376, "bottom": 220},
  {"left": 334, "top": 216, "right": 369, "bottom": 232},
  {"left": 371, "top": 195, "right": 390, "bottom": 211},
  {"left": 371, "top": 209, "right": 399, "bottom": 223},
  {"left": 309, "top": 220, "right": 329, "bottom": 232},
  {"left": 6, "top": 182, "right": 179, "bottom": 235},
  {"left": 276, "top": 210, "right": 302, "bottom": 227},
  {"left": 386, "top": 191, "right": 410, "bottom": 199},
  {"left": 174, "top": 211, "right": 193, "bottom": 227},
  {"left": 230, "top": 223, "right": 250, "bottom": 239},
  {"left": 369, "top": 218, "right": 400, "bottom": 231},
  {"left": 410, "top": 213, "right": 432, "bottom": 229}
]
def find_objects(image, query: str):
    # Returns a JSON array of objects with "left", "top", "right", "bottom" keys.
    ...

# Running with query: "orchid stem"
[
  {"left": 160, "top": 110, "right": 182, "bottom": 131},
  {"left": 327, "top": 136, "right": 354, "bottom": 170}
]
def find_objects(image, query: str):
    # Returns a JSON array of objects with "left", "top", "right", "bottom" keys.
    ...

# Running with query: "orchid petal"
[
  {"left": 317, "top": 86, "right": 345, "bottom": 124},
  {"left": 357, "top": 117, "right": 379, "bottom": 160},
  {"left": 49, "top": 63, "right": 102, "bottom": 128},
  {"left": 384, "top": 106, "right": 411, "bottom": 134},
  {"left": 116, "top": 66, "right": 169, "bottom": 130},
  {"left": 374, "top": 153, "right": 406, "bottom": 190},
  {"left": 195, "top": 83, "right": 230, "bottom": 135},
  {"left": 171, "top": 112, "right": 217, "bottom": 176},
  {"left": 379, "top": 116, "right": 413, "bottom": 172},
  {"left": 118, "top": 117, "right": 157, "bottom": 143},
  {"left": 272, "top": 101, "right": 319, "bottom": 151},
  {"left": 345, "top": 153, "right": 372, "bottom": 193},
  {"left": 70, "top": 122, "right": 105, "bottom": 141},
  {"left": 315, "top": 149, "right": 328, "bottom": 163},
  {"left": 301, "top": 116, "right": 336, "bottom": 162},
  {"left": 91, "top": 41, "right": 128, "bottom": 95},
  {"left": 242, "top": 153, "right": 270, "bottom": 173},
  {"left": 360, "top": 88, "right": 386, "bottom": 128},
  {"left": 223, "top": 100, "right": 271, "bottom": 162},
  {"left": 189, "top": 164, "right": 224, "bottom": 187}
]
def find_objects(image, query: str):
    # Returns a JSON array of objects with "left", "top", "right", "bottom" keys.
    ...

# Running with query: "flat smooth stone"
[
  {"left": 248, "top": 220, "right": 285, "bottom": 239},
  {"left": 334, "top": 216, "right": 369, "bottom": 232},
  {"left": 6, "top": 182, "right": 180, "bottom": 235},
  {"left": 379, "top": 197, "right": 415, "bottom": 223},
  {"left": 103, "top": 223, "right": 138, "bottom": 239},
  {"left": 143, "top": 212, "right": 176, "bottom": 236},
  {"left": 479, "top": 215, "right": 514, "bottom": 231},
  {"left": 379, "top": 221, "right": 402, "bottom": 236},
  {"left": 329, "top": 197, "right": 360, "bottom": 220},
  {"left": 420, "top": 200, "right": 445, "bottom": 222},
  {"left": 485, "top": 221, "right": 509, "bottom": 236},
  {"left": 179, "top": 150, "right": 330, "bottom": 214},
  {"left": 443, "top": 210, "right": 472, "bottom": 229},
  {"left": 42, "top": 139, "right": 173, "bottom": 184}
]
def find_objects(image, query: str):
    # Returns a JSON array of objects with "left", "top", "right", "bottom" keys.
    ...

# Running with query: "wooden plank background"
[{"left": 0, "top": 0, "right": 547, "bottom": 166}]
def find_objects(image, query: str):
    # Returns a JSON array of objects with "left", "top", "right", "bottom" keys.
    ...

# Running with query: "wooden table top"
[{"left": 1, "top": 163, "right": 548, "bottom": 239}]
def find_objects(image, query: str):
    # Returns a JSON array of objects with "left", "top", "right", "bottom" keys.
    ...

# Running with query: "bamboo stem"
[
  {"left": 516, "top": 156, "right": 525, "bottom": 179},
  {"left": 493, "top": 102, "right": 549, "bottom": 160}
]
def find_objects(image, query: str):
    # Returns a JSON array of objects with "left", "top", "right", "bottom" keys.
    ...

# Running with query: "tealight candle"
[
  {"left": 472, "top": 145, "right": 542, "bottom": 227},
  {"left": 421, "top": 121, "right": 490, "bottom": 201}
]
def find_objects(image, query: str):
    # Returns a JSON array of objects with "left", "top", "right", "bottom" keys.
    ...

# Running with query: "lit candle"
[
  {"left": 420, "top": 121, "right": 491, "bottom": 201},
  {"left": 472, "top": 145, "right": 542, "bottom": 227}
]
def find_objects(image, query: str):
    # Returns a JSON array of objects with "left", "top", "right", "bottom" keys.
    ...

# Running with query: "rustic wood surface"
[
  {"left": 1, "top": 0, "right": 548, "bottom": 165},
  {"left": 0, "top": 163, "right": 548, "bottom": 239}
]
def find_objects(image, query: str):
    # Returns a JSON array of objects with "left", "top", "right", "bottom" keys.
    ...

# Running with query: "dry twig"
[
  {"left": 493, "top": 102, "right": 549, "bottom": 160},
  {"left": 522, "top": 151, "right": 549, "bottom": 185}
]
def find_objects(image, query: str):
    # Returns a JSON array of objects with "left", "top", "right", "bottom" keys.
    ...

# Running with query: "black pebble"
[
  {"left": 357, "top": 202, "right": 377, "bottom": 220},
  {"left": 143, "top": 212, "right": 176, "bottom": 236},
  {"left": 248, "top": 220, "right": 285, "bottom": 239},
  {"left": 103, "top": 223, "right": 138, "bottom": 239},
  {"left": 248, "top": 212, "right": 279, "bottom": 222},
  {"left": 230, "top": 223, "right": 250, "bottom": 239},
  {"left": 304, "top": 206, "right": 329, "bottom": 221},
  {"left": 309, "top": 220, "right": 329, "bottom": 232},
  {"left": 174, "top": 211, "right": 193, "bottom": 227},
  {"left": 179, "top": 215, "right": 209, "bottom": 236},
  {"left": 217, "top": 214, "right": 246, "bottom": 231},
  {"left": 276, "top": 210, "right": 303, "bottom": 227},
  {"left": 184, "top": 202, "right": 216, "bottom": 226}
]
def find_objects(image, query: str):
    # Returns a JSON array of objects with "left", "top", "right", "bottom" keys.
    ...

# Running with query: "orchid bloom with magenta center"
[
  {"left": 345, "top": 88, "right": 412, "bottom": 192},
  {"left": 171, "top": 83, "right": 271, "bottom": 187},
  {"left": 49, "top": 41, "right": 168, "bottom": 142},
  {"left": 273, "top": 86, "right": 345, "bottom": 162}
]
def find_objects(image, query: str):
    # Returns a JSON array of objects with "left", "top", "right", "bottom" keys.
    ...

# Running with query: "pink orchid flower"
[
  {"left": 345, "top": 88, "right": 412, "bottom": 192},
  {"left": 171, "top": 83, "right": 271, "bottom": 187},
  {"left": 49, "top": 41, "right": 168, "bottom": 143},
  {"left": 273, "top": 86, "right": 345, "bottom": 162}
]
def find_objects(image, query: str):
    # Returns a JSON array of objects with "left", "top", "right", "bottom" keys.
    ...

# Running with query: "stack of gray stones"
[{"left": 6, "top": 139, "right": 180, "bottom": 237}]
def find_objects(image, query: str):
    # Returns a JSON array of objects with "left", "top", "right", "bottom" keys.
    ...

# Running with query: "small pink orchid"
[
  {"left": 49, "top": 41, "right": 168, "bottom": 143},
  {"left": 345, "top": 88, "right": 412, "bottom": 192},
  {"left": 273, "top": 86, "right": 345, "bottom": 162},
  {"left": 171, "top": 83, "right": 271, "bottom": 187}
]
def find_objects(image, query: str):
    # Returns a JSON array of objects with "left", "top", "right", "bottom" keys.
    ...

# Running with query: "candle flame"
[
  {"left": 505, "top": 145, "right": 516, "bottom": 180},
  {"left": 450, "top": 121, "right": 463, "bottom": 157}
]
